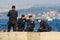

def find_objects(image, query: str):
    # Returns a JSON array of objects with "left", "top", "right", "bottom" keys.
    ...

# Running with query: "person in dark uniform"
[
  {"left": 7, "top": 5, "right": 18, "bottom": 32},
  {"left": 37, "top": 18, "right": 52, "bottom": 32},
  {"left": 25, "top": 15, "right": 35, "bottom": 32},
  {"left": 18, "top": 15, "right": 26, "bottom": 31}
]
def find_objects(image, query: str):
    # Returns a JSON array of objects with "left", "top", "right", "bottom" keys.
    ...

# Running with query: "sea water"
[{"left": 0, "top": 19, "right": 60, "bottom": 32}]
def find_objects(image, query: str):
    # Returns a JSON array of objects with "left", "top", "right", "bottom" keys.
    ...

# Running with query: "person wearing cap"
[
  {"left": 7, "top": 5, "right": 18, "bottom": 32},
  {"left": 25, "top": 15, "right": 35, "bottom": 32},
  {"left": 37, "top": 18, "right": 52, "bottom": 32},
  {"left": 17, "top": 15, "right": 26, "bottom": 31}
]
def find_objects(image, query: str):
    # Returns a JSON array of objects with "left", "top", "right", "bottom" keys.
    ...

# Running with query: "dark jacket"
[
  {"left": 18, "top": 18, "right": 26, "bottom": 31},
  {"left": 38, "top": 21, "right": 52, "bottom": 32},
  {"left": 25, "top": 19, "right": 35, "bottom": 31},
  {"left": 40, "top": 21, "right": 49, "bottom": 28},
  {"left": 7, "top": 10, "right": 18, "bottom": 23}
]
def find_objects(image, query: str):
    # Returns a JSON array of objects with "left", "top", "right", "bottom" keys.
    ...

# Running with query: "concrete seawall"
[{"left": 0, "top": 32, "right": 60, "bottom": 40}]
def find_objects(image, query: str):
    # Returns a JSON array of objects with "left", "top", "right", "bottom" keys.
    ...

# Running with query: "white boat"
[
  {"left": 47, "top": 19, "right": 53, "bottom": 21},
  {"left": 46, "top": 15, "right": 53, "bottom": 21}
]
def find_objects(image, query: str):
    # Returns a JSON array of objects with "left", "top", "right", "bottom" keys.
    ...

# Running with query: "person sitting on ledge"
[
  {"left": 25, "top": 15, "right": 35, "bottom": 32},
  {"left": 37, "top": 18, "right": 52, "bottom": 32},
  {"left": 18, "top": 15, "right": 26, "bottom": 31}
]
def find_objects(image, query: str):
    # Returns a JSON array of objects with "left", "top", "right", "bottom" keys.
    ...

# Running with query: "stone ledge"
[{"left": 0, "top": 32, "right": 60, "bottom": 40}]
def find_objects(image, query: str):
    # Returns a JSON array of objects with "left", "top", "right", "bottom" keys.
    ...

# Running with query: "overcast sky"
[{"left": 0, "top": 0, "right": 60, "bottom": 9}]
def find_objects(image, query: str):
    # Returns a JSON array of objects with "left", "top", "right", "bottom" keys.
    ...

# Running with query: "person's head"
[
  {"left": 29, "top": 15, "right": 33, "bottom": 21},
  {"left": 37, "top": 18, "right": 41, "bottom": 23},
  {"left": 29, "top": 15, "right": 32, "bottom": 19},
  {"left": 21, "top": 15, "right": 25, "bottom": 19},
  {"left": 12, "top": 5, "right": 16, "bottom": 10}
]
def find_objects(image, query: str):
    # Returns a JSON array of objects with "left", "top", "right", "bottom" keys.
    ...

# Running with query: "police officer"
[
  {"left": 37, "top": 18, "right": 52, "bottom": 32},
  {"left": 7, "top": 5, "right": 18, "bottom": 32},
  {"left": 25, "top": 15, "right": 35, "bottom": 32},
  {"left": 18, "top": 15, "right": 26, "bottom": 31}
]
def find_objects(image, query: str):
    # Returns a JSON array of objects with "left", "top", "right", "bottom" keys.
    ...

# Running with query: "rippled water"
[{"left": 0, "top": 19, "right": 60, "bottom": 32}]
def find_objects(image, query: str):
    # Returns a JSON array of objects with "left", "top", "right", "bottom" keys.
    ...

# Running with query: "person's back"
[
  {"left": 40, "top": 21, "right": 49, "bottom": 28},
  {"left": 37, "top": 18, "right": 52, "bottom": 32},
  {"left": 7, "top": 10, "right": 18, "bottom": 23},
  {"left": 7, "top": 5, "right": 18, "bottom": 32}
]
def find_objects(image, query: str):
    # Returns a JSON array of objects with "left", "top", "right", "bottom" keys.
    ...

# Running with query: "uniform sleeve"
[
  {"left": 18, "top": 19, "right": 20, "bottom": 24},
  {"left": 43, "top": 22, "right": 49, "bottom": 27},
  {"left": 26, "top": 19, "right": 30, "bottom": 26},
  {"left": 7, "top": 11, "right": 10, "bottom": 17},
  {"left": 33, "top": 22, "right": 35, "bottom": 27},
  {"left": 30, "top": 21, "right": 35, "bottom": 28},
  {"left": 16, "top": 11, "right": 18, "bottom": 17}
]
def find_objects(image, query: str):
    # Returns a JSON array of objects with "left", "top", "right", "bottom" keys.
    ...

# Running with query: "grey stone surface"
[
  {"left": 27, "top": 32, "right": 40, "bottom": 40},
  {"left": 0, "top": 32, "right": 60, "bottom": 40}
]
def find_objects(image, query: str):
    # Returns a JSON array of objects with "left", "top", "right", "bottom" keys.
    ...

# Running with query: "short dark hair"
[
  {"left": 29, "top": 15, "right": 32, "bottom": 18},
  {"left": 37, "top": 18, "right": 40, "bottom": 21},
  {"left": 21, "top": 15, "right": 25, "bottom": 17},
  {"left": 12, "top": 5, "right": 15, "bottom": 8}
]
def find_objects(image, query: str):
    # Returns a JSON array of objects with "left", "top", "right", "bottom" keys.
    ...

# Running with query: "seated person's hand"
[{"left": 16, "top": 27, "right": 18, "bottom": 30}]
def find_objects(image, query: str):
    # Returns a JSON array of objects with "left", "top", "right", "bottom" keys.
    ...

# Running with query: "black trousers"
[
  {"left": 25, "top": 27, "right": 34, "bottom": 32},
  {"left": 18, "top": 26, "right": 24, "bottom": 31},
  {"left": 7, "top": 22, "right": 17, "bottom": 32},
  {"left": 37, "top": 27, "right": 52, "bottom": 32}
]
